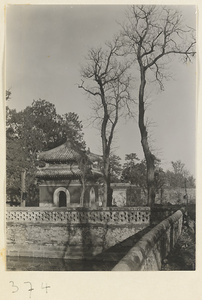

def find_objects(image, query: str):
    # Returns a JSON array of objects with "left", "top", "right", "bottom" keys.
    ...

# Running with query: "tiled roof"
[
  {"left": 36, "top": 166, "right": 81, "bottom": 179},
  {"left": 38, "top": 141, "right": 102, "bottom": 163},
  {"left": 87, "top": 151, "right": 102, "bottom": 162},
  {"left": 36, "top": 164, "right": 102, "bottom": 179},
  {"left": 38, "top": 141, "right": 81, "bottom": 162}
]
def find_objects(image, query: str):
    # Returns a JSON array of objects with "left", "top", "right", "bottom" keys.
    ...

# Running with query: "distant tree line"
[{"left": 110, "top": 153, "right": 195, "bottom": 192}]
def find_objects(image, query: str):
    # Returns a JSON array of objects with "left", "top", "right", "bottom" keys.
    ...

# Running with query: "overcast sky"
[{"left": 6, "top": 5, "right": 196, "bottom": 175}]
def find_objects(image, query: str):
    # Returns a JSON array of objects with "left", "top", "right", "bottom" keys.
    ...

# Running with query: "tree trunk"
[
  {"left": 80, "top": 177, "right": 85, "bottom": 207},
  {"left": 138, "top": 67, "right": 156, "bottom": 206},
  {"left": 147, "top": 162, "right": 155, "bottom": 206},
  {"left": 78, "top": 157, "right": 87, "bottom": 207},
  {"left": 106, "top": 178, "right": 113, "bottom": 207},
  {"left": 102, "top": 156, "right": 112, "bottom": 207},
  {"left": 103, "top": 179, "right": 112, "bottom": 207}
]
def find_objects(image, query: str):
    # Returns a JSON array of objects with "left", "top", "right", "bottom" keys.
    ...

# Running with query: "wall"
[
  {"left": 155, "top": 188, "right": 195, "bottom": 205},
  {"left": 110, "top": 185, "right": 195, "bottom": 207},
  {"left": 6, "top": 206, "right": 150, "bottom": 259},
  {"left": 112, "top": 210, "right": 183, "bottom": 271},
  {"left": 110, "top": 184, "right": 147, "bottom": 207},
  {"left": 38, "top": 180, "right": 99, "bottom": 207}
]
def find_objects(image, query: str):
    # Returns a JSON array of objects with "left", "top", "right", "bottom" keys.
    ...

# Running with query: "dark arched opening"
[{"left": 59, "top": 191, "right": 67, "bottom": 207}]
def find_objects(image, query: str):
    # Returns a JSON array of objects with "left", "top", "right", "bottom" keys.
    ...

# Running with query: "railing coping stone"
[
  {"left": 112, "top": 209, "right": 183, "bottom": 271},
  {"left": 6, "top": 206, "right": 150, "bottom": 212}
]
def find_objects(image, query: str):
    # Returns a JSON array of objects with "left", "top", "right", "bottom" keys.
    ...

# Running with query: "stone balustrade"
[
  {"left": 6, "top": 206, "right": 150, "bottom": 225},
  {"left": 6, "top": 206, "right": 150, "bottom": 260}
]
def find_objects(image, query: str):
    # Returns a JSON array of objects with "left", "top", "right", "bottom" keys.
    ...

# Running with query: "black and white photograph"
[{"left": 5, "top": 4, "right": 196, "bottom": 273}]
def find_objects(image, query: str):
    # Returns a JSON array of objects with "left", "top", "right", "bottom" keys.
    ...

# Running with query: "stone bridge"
[
  {"left": 6, "top": 206, "right": 185, "bottom": 270},
  {"left": 112, "top": 209, "right": 184, "bottom": 271}
]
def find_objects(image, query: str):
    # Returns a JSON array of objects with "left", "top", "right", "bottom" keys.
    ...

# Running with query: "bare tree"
[
  {"left": 79, "top": 37, "right": 132, "bottom": 207},
  {"left": 121, "top": 5, "right": 196, "bottom": 206}
]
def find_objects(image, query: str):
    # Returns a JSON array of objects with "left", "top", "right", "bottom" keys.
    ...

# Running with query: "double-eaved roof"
[
  {"left": 36, "top": 164, "right": 102, "bottom": 179},
  {"left": 36, "top": 141, "right": 103, "bottom": 180}
]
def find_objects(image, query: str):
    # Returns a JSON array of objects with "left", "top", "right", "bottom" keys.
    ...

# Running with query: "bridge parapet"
[{"left": 112, "top": 210, "right": 183, "bottom": 271}]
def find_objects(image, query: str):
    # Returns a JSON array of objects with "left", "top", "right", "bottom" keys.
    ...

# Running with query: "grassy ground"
[{"left": 161, "top": 221, "right": 195, "bottom": 271}]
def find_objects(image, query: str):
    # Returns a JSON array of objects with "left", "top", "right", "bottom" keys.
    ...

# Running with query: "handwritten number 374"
[{"left": 9, "top": 281, "right": 50, "bottom": 297}]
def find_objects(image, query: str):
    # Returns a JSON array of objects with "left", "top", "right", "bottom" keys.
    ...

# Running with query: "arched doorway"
[
  {"left": 53, "top": 187, "right": 70, "bottom": 207},
  {"left": 59, "top": 191, "right": 67, "bottom": 207}
]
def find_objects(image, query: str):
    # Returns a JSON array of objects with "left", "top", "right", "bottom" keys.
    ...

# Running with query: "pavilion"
[{"left": 36, "top": 140, "right": 103, "bottom": 208}]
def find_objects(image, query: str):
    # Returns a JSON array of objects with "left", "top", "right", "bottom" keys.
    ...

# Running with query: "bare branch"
[
  {"left": 79, "top": 38, "right": 133, "bottom": 206},
  {"left": 78, "top": 80, "right": 101, "bottom": 97},
  {"left": 120, "top": 5, "right": 196, "bottom": 205}
]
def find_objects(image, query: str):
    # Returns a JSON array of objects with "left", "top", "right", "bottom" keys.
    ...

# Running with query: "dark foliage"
[{"left": 6, "top": 98, "right": 85, "bottom": 205}]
